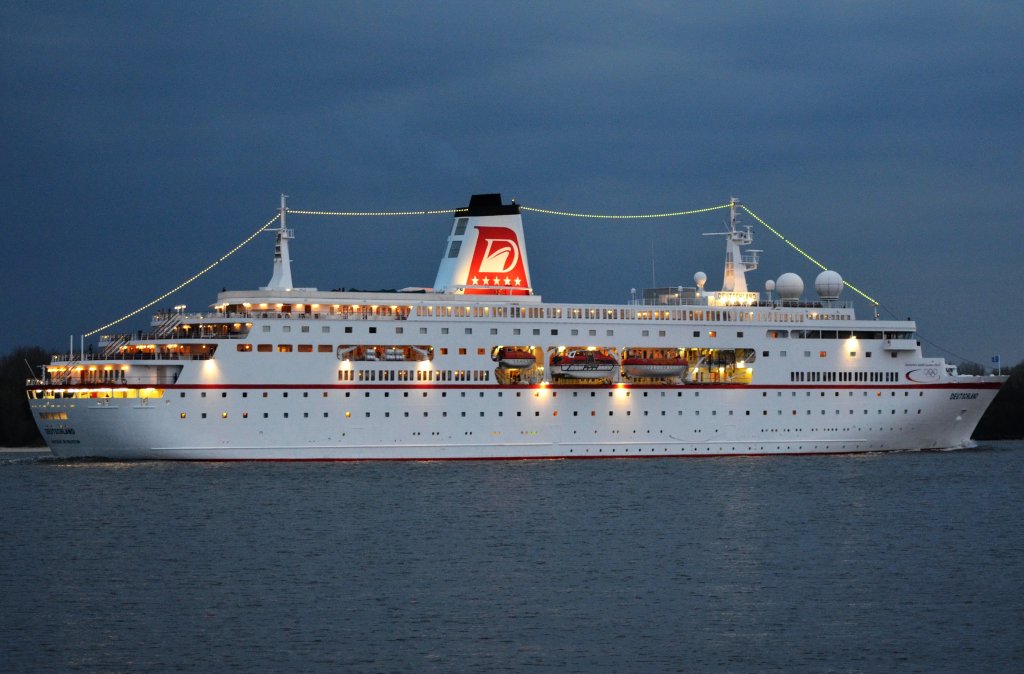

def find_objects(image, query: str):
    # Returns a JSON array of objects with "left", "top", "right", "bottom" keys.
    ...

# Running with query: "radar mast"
[
  {"left": 263, "top": 194, "right": 294, "bottom": 290},
  {"left": 703, "top": 197, "right": 761, "bottom": 293}
]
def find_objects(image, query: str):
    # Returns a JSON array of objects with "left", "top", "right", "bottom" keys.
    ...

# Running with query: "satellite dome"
[
  {"left": 694, "top": 271, "right": 707, "bottom": 289},
  {"left": 815, "top": 270, "right": 844, "bottom": 300},
  {"left": 765, "top": 279, "right": 776, "bottom": 292},
  {"left": 776, "top": 273, "right": 804, "bottom": 302}
]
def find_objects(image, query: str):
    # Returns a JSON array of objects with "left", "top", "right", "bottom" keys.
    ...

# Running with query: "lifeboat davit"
[
  {"left": 622, "top": 356, "right": 687, "bottom": 379},
  {"left": 496, "top": 347, "right": 535, "bottom": 369},
  {"left": 550, "top": 350, "right": 617, "bottom": 379}
]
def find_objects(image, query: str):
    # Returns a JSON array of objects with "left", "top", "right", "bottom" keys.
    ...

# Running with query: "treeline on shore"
[
  {"left": 971, "top": 360, "right": 1024, "bottom": 440},
  {"left": 1, "top": 347, "right": 53, "bottom": 447},
  {"left": 1, "top": 346, "right": 1022, "bottom": 447}
]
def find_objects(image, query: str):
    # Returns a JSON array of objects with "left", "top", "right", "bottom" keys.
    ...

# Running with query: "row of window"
[
  {"left": 181, "top": 407, "right": 924, "bottom": 421},
  {"left": 237, "top": 342, "right": 895, "bottom": 367},
  {"left": 791, "top": 371, "right": 900, "bottom": 382},
  {"left": 223, "top": 299, "right": 851, "bottom": 324},
  {"left": 243, "top": 323, "right": 917, "bottom": 346},
  {"left": 413, "top": 305, "right": 760, "bottom": 323},
  {"left": 182, "top": 388, "right": 925, "bottom": 400},
  {"left": 339, "top": 369, "right": 492, "bottom": 382},
  {"left": 238, "top": 343, "right": 335, "bottom": 353},
  {"left": 786, "top": 329, "right": 914, "bottom": 340},
  {"left": 240, "top": 320, "right": 917, "bottom": 350},
  {"left": 764, "top": 349, "right": 896, "bottom": 360}
]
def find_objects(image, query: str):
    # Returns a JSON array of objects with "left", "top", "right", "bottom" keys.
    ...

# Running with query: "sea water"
[{"left": 1, "top": 443, "right": 1022, "bottom": 672}]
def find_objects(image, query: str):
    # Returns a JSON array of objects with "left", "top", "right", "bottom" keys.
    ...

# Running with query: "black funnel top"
[{"left": 465, "top": 193, "right": 520, "bottom": 216}]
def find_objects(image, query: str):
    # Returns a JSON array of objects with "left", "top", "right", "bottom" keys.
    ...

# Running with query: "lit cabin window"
[
  {"left": 278, "top": 345, "right": 293, "bottom": 352},
  {"left": 257, "top": 344, "right": 272, "bottom": 352},
  {"left": 237, "top": 344, "right": 253, "bottom": 352}
]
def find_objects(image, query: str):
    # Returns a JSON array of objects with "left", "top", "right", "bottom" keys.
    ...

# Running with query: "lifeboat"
[
  {"left": 496, "top": 347, "right": 535, "bottom": 369},
  {"left": 622, "top": 356, "right": 687, "bottom": 379},
  {"left": 550, "top": 350, "right": 617, "bottom": 379},
  {"left": 384, "top": 347, "right": 406, "bottom": 361}
]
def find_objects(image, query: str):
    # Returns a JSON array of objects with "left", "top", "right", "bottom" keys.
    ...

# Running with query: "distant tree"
[
  {"left": 0, "top": 346, "right": 52, "bottom": 447},
  {"left": 974, "top": 360, "right": 1024, "bottom": 440},
  {"left": 958, "top": 361, "right": 987, "bottom": 375}
]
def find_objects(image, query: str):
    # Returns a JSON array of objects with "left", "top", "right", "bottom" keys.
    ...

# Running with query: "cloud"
[{"left": 1, "top": 1, "right": 1022, "bottom": 363}]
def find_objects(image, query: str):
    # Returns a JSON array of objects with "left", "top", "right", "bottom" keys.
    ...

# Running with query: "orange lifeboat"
[
  {"left": 622, "top": 355, "right": 687, "bottom": 379},
  {"left": 550, "top": 350, "right": 617, "bottom": 379},
  {"left": 496, "top": 347, "right": 535, "bottom": 369}
]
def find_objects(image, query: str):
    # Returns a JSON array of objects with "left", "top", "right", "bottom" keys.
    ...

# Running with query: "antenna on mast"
[
  {"left": 263, "top": 194, "right": 295, "bottom": 290},
  {"left": 651, "top": 239, "right": 656, "bottom": 287},
  {"left": 703, "top": 196, "right": 760, "bottom": 292}
]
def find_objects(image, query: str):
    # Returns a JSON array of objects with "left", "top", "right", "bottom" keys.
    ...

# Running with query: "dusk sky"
[{"left": 2, "top": 2, "right": 1022, "bottom": 367}]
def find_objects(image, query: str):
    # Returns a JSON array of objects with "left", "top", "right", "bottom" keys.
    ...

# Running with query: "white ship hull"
[
  {"left": 27, "top": 193, "right": 1006, "bottom": 460},
  {"left": 30, "top": 371, "right": 1003, "bottom": 460}
]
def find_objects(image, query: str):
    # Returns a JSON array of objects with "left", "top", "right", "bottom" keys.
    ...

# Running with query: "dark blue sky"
[{"left": 3, "top": 2, "right": 1022, "bottom": 367}]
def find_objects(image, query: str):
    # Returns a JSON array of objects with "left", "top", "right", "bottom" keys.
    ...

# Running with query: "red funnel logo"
[{"left": 464, "top": 226, "right": 529, "bottom": 295}]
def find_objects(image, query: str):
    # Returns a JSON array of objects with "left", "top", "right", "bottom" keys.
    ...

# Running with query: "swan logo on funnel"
[{"left": 464, "top": 226, "right": 529, "bottom": 295}]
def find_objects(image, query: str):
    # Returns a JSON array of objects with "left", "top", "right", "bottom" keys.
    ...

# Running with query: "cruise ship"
[{"left": 27, "top": 194, "right": 1006, "bottom": 460}]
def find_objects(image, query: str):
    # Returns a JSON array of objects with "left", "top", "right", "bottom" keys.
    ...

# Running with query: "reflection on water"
[{"left": 1, "top": 441, "right": 1022, "bottom": 672}]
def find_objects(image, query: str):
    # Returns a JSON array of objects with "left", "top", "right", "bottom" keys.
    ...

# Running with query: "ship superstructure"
[{"left": 27, "top": 194, "right": 1005, "bottom": 460}]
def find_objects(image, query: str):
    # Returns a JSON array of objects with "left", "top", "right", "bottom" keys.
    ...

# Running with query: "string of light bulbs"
[
  {"left": 288, "top": 208, "right": 466, "bottom": 217},
  {"left": 519, "top": 203, "right": 732, "bottom": 219},
  {"left": 83, "top": 197, "right": 879, "bottom": 338},
  {"left": 84, "top": 213, "right": 282, "bottom": 337},
  {"left": 519, "top": 201, "right": 879, "bottom": 306},
  {"left": 738, "top": 205, "right": 879, "bottom": 306}
]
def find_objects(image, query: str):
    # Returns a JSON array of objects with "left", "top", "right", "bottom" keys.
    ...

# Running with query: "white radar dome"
[
  {"left": 765, "top": 279, "right": 776, "bottom": 292},
  {"left": 776, "top": 273, "right": 804, "bottom": 301},
  {"left": 694, "top": 271, "right": 707, "bottom": 289},
  {"left": 815, "top": 270, "right": 844, "bottom": 300}
]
